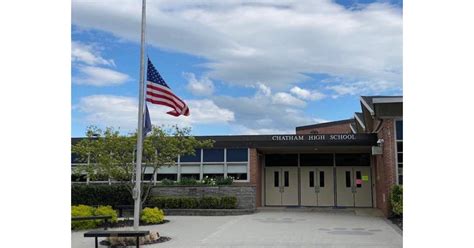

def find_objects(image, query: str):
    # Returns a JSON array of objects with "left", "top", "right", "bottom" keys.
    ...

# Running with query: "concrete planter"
[{"left": 150, "top": 185, "right": 256, "bottom": 209}]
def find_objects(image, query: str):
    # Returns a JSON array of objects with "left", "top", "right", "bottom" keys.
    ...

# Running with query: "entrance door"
[
  {"left": 300, "top": 167, "right": 334, "bottom": 206},
  {"left": 265, "top": 167, "right": 298, "bottom": 206},
  {"left": 336, "top": 167, "right": 372, "bottom": 207}
]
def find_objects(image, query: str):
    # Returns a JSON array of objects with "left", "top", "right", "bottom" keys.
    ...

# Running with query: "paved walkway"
[{"left": 72, "top": 209, "right": 402, "bottom": 248}]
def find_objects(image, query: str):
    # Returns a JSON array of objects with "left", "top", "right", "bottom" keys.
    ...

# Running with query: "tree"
[{"left": 72, "top": 125, "right": 213, "bottom": 208}]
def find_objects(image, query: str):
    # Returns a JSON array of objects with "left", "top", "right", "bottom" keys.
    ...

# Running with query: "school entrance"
[{"left": 264, "top": 153, "right": 373, "bottom": 207}]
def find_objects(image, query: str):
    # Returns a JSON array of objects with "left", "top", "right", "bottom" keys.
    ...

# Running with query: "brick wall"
[
  {"left": 248, "top": 148, "right": 262, "bottom": 207},
  {"left": 374, "top": 119, "right": 397, "bottom": 217},
  {"left": 296, "top": 122, "right": 353, "bottom": 134}
]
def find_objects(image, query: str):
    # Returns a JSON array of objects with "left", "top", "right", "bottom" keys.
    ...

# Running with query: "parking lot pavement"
[{"left": 72, "top": 209, "right": 402, "bottom": 248}]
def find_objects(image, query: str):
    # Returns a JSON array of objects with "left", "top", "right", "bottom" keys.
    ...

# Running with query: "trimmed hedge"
[
  {"left": 147, "top": 196, "right": 238, "bottom": 209},
  {"left": 141, "top": 207, "right": 165, "bottom": 224},
  {"left": 71, "top": 205, "right": 118, "bottom": 230},
  {"left": 72, "top": 184, "right": 132, "bottom": 207}
]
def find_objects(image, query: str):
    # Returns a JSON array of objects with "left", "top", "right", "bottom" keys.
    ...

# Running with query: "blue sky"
[{"left": 71, "top": 0, "right": 402, "bottom": 137}]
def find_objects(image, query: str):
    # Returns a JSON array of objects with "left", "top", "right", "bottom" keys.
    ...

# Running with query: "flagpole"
[{"left": 133, "top": 0, "right": 147, "bottom": 230}]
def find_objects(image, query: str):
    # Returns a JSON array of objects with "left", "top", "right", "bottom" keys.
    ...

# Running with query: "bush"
[
  {"left": 71, "top": 205, "right": 97, "bottom": 230},
  {"left": 178, "top": 177, "right": 198, "bottom": 185},
  {"left": 216, "top": 177, "right": 233, "bottom": 185},
  {"left": 147, "top": 196, "right": 237, "bottom": 209},
  {"left": 72, "top": 184, "right": 132, "bottom": 207},
  {"left": 94, "top": 205, "right": 118, "bottom": 223},
  {"left": 199, "top": 196, "right": 221, "bottom": 209},
  {"left": 140, "top": 207, "right": 165, "bottom": 224},
  {"left": 390, "top": 185, "right": 403, "bottom": 216},
  {"left": 220, "top": 196, "right": 238, "bottom": 209},
  {"left": 161, "top": 179, "right": 175, "bottom": 185}
]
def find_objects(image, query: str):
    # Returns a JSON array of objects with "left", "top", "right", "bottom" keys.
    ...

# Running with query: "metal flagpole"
[{"left": 133, "top": 0, "right": 147, "bottom": 230}]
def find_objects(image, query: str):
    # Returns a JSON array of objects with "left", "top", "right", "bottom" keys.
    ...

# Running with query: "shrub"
[
  {"left": 71, "top": 184, "right": 132, "bottom": 207},
  {"left": 201, "top": 176, "right": 217, "bottom": 186},
  {"left": 140, "top": 207, "right": 165, "bottom": 224},
  {"left": 161, "top": 179, "right": 175, "bottom": 185},
  {"left": 178, "top": 177, "right": 198, "bottom": 185},
  {"left": 71, "top": 205, "right": 97, "bottom": 230},
  {"left": 199, "top": 196, "right": 220, "bottom": 209},
  {"left": 216, "top": 177, "right": 233, "bottom": 185},
  {"left": 147, "top": 196, "right": 237, "bottom": 209},
  {"left": 390, "top": 185, "right": 403, "bottom": 216},
  {"left": 220, "top": 196, "right": 238, "bottom": 209},
  {"left": 94, "top": 205, "right": 118, "bottom": 223}
]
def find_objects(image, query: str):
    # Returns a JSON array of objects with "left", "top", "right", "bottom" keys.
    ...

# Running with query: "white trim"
[
  {"left": 360, "top": 97, "right": 375, "bottom": 115},
  {"left": 349, "top": 123, "right": 357, "bottom": 134},
  {"left": 354, "top": 114, "right": 366, "bottom": 129},
  {"left": 372, "top": 97, "right": 403, "bottom": 104}
]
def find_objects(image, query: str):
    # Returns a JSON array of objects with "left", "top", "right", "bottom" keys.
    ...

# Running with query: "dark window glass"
[
  {"left": 398, "top": 175, "right": 403, "bottom": 185},
  {"left": 274, "top": 171, "right": 279, "bottom": 187},
  {"left": 143, "top": 174, "right": 153, "bottom": 181},
  {"left": 180, "top": 149, "right": 201, "bottom": 162},
  {"left": 398, "top": 163, "right": 403, "bottom": 168},
  {"left": 319, "top": 171, "right": 325, "bottom": 187},
  {"left": 309, "top": 171, "right": 314, "bottom": 187},
  {"left": 226, "top": 148, "right": 248, "bottom": 162},
  {"left": 203, "top": 173, "right": 224, "bottom": 179},
  {"left": 227, "top": 173, "right": 247, "bottom": 180},
  {"left": 265, "top": 154, "right": 298, "bottom": 167},
  {"left": 397, "top": 142, "right": 403, "bottom": 152},
  {"left": 71, "top": 153, "right": 84, "bottom": 163},
  {"left": 397, "top": 153, "right": 403, "bottom": 163},
  {"left": 300, "top": 154, "right": 333, "bottom": 166},
  {"left": 356, "top": 171, "right": 362, "bottom": 188},
  {"left": 336, "top": 154, "right": 370, "bottom": 166},
  {"left": 180, "top": 174, "right": 200, "bottom": 180},
  {"left": 71, "top": 174, "right": 87, "bottom": 182},
  {"left": 345, "top": 171, "right": 351, "bottom": 188},
  {"left": 284, "top": 171, "right": 289, "bottom": 187},
  {"left": 157, "top": 174, "right": 177, "bottom": 181},
  {"left": 203, "top": 149, "right": 224, "bottom": 162},
  {"left": 396, "top": 120, "right": 403, "bottom": 140}
]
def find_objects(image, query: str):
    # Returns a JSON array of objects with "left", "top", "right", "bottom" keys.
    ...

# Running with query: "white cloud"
[
  {"left": 184, "top": 72, "right": 215, "bottom": 96},
  {"left": 72, "top": 41, "right": 115, "bottom": 67},
  {"left": 74, "top": 95, "right": 234, "bottom": 131},
  {"left": 326, "top": 80, "right": 400, "bottom": 97},
  {"left": 272, "top": 92, "right": 306, "bottom": 107},
  {"left": 72, "top": 0, "right": 402, "bottom": 92},
  {"left": 290, "top": 86, "right": 326, "bottom": 101},
  {"left": 255, "top": 82, "right": 272, "bottom": 97},
  {"left": 73, "top": 66, "right": 130, "bottom": 86}
]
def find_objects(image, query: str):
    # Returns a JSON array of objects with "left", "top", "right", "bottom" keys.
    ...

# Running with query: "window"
[
  {"left": 203, "top": 148, "right": 224, "bottom": 162},
  {"left": 396, "top": 120, "right": 403, "bottom": 185},
  {"left": 309, "top": 171, "right": 315, "bottom": 187},
  {"left": 319, "top": 171, "right": 325, "bottom": 187},
  {"left": 356, "top": 171, "right": 362, "bottom": 188},
  {"left": 284, "top": 171, "right": 289, "bottom": 187},
  {"left": 157, "top": 174, "right": 177, "bottom": 181},
  {"left": 226, "top": 148, "right": 248, "bottom": 162},
  {"left": 181, "top": 164, "right": 200, "bottom": 180},
  {"left": 143, "top": 174, "right": 154, "bottom": 181},
  {"left": 180, "top": 149, "right": 201, "bottom": 162},
  {"left": 203, "top": 164, "right": 224, "bottom": 179},
  {"left": 345, "top": 171, "right": 351, "bottom": 188},
  {"left": 180, "top": 174, "right": 200, "bottom": 180},
  {"left": 227, "top": 163, "right": 248, "bottom": 181},
  {"left": 71, "top": 174, "right": 87, "bottom": 182},
  {"left": 274, "top": 171, "right": 279, "bottom": 187}
]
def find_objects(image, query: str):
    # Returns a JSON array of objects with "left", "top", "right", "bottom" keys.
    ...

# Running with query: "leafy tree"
[{"left": 72, "top": 125, "right": 213, "bottom": 208}]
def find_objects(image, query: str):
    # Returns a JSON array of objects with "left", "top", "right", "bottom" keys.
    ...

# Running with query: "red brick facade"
[
  {"left": 373, "top": 119, "right": 397, "bottom": 216},
  {"left": 248, "top": 148, "right": 262, "bottom": 207},
  {"left": 296, "top": 120, "right": 354, "bottom": 134}
]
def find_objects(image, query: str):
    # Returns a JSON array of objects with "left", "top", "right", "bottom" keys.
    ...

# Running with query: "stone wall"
[{"left": 150, "top": 185, "right": 256, "bottom": 209}]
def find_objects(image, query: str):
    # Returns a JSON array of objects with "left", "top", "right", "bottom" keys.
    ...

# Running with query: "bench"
[
  {"left": 72, "top": 215, "right": 112, "bottom": 230},
  {"left": 84, "top": 230, "right": 150, "bottom": 248}
]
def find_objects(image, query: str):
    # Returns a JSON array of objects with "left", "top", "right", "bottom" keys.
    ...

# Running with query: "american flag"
[{"left": 145, "top": 58, "right": 190, "bottom": 116}]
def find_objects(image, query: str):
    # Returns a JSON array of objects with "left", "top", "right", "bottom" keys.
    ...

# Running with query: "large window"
[
  {"left": 72, "top": 148, "right": 250, "bottom": 184},
  {"left": 396, "top": 120, "right": 403, "bottom": 185}
]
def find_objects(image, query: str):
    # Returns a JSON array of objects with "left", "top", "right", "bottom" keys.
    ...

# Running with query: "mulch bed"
[
  {"left": 98, "top": 219, "right": 169, "bottom": 229},
  {"left": 388, "top": 215, "right": 403, "bottom": 230},
  {"left": 99, "top": 235, "right": 171, "bottom": 247}
]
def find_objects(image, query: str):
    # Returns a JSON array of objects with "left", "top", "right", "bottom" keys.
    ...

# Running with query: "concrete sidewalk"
[{"left": 72, "top": 209, "right": 402, "bottom": 248}]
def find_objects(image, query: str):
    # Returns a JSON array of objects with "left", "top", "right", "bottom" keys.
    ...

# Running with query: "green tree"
[{"left": 72, "top": 125, "right": 213, "bottom": 208}]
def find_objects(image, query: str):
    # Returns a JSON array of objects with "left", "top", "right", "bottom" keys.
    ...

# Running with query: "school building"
[{"left": 72, "top": 95, "right": 402, "bottom": 217}]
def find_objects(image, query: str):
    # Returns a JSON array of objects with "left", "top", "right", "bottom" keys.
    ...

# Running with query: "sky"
[{"left": 71, "top": 0, "right": 402, "bottom": 137}]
